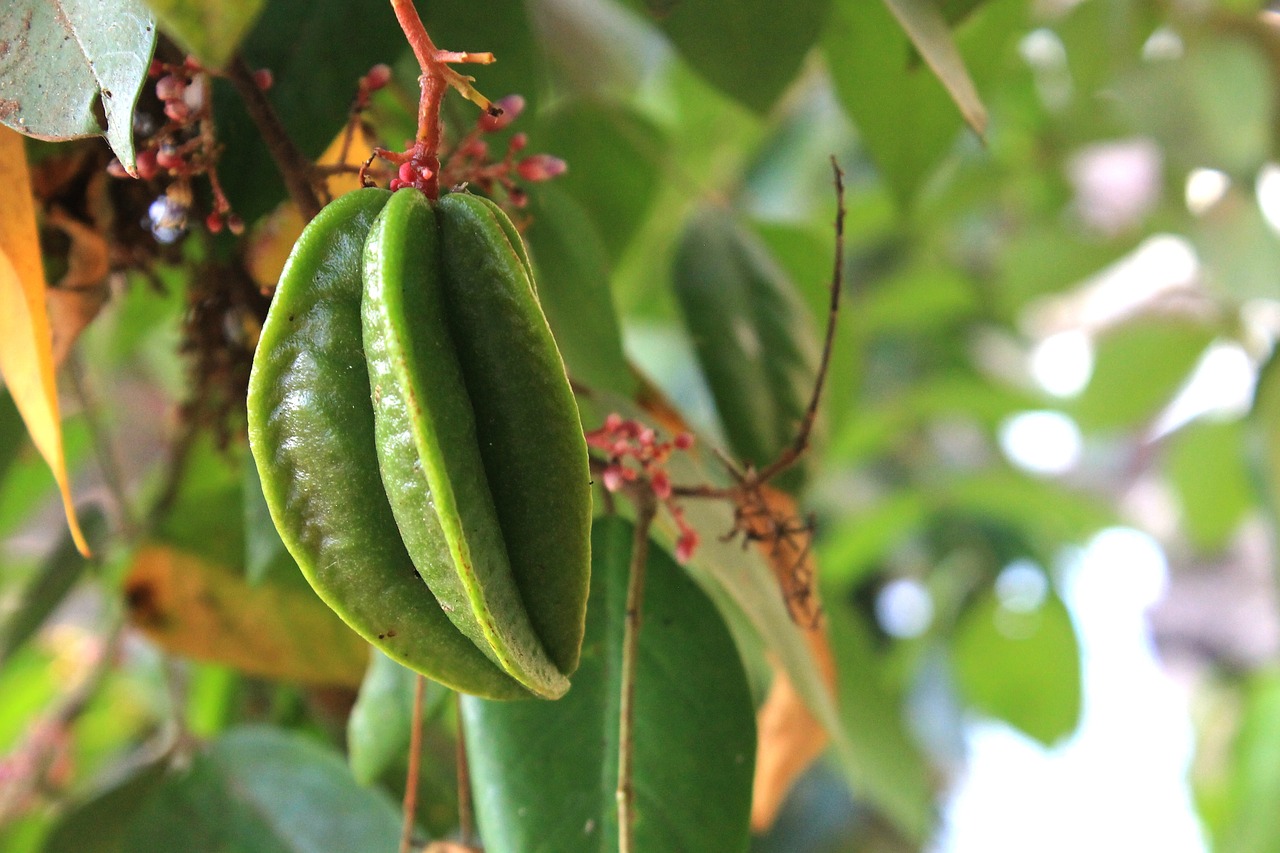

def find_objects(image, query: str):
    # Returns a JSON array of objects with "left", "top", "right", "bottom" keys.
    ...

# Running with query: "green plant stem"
[
  {"left": 617, "top": 490, "right": 657, "bottom": 853},
  {"left": 456, "top": 696, "right": 476, "bottom": 845},
  {"left": 400, "top": 674, "right": 426, "bottom": 853}
]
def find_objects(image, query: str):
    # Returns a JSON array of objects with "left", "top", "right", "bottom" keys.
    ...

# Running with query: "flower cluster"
[
  {"left": 107, "top": 57, "right": 245, "bottom": 240},
  {"left": 438, "top": 94, "right": 567, "bottom": 206},
  {"left": 586, "top": 414, "right": 700, "bottom": 562}
]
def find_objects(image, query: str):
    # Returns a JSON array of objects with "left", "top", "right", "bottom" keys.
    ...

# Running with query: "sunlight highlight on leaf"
[{"left": 0, "top": 128, "right": 89, "bottom": 556}]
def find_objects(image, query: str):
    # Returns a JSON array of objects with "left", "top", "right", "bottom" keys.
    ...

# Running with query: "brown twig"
[
  {"left": 225, "top": 55, "right": 322, "bottom": 220},
  {"left": 400, "top": 675, "right": 427, "bottom": 853},
  {"left": 456, "top": 695, "right": 476, "bottom": 846},
  {"left": 617, "top": 489, "right": 657, "bottom": 853}
]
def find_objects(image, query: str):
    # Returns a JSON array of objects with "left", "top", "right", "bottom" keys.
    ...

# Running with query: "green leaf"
[
  {"left": 123, "top": 728, "right": 402, "bottom": 851},
  {"left": 142, "top": 0, "right": 263, "bottom": 69},
  {"left": 533, "top": 102, "right": 667, "bottom": 261},
  {"left": 348, "top": 651, "right": 421, "bottom": 786},
  {"left": 825, "top": 596, "right": 937, "bottom": 829},
  {"left": 632, "top": 0, "right": 831, "bottom": 113},
  {"left": 461, "top": 517, "right": 756, "bottom": 853},
  {"left": 672, "top": 207, "right": 822, "bottom": 490},
  {"left": 0, "top": 388, "right": 24, "bottom": 484},
  {"left": 1215, "top": 668, "right": 1280, "bottom": 853},
  {"left": 1073, "top": 319, "right": 1215, "bottom": 432},
  {"left": 43, "top": 760, "right": 171, "bottom": 853},
  {"left": 524, "top": 185, "right": 636, "bottom": 396},
  {"left": 883, "top": 0, "right": 987, "bottom": 136},
  {"left": 243, "top": 450, "right": 292, "bottom": 585},
  {"left": 0, "top": 506, "right": 106, "bottom": 665},
  {"left": 1165, "top": 418, "right": 1252, "bottom": 553},
  {"left": 952, "top": 590, "right": 1082, "bottom": 745},
  {"left": 0, "top": 0, "right": 155, "bottom": 172},
  {"left": 825, "top": 0, "right": 960, "bottom": 207}
]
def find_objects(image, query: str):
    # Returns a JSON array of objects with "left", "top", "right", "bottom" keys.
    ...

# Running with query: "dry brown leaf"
[
  {"left": 124, "top": 544, "right": 369, "bottom": 686},
  {"left": 246, "top": 123, "right": 376, "bottom": 290},
  {"left": 45, "top": 208, "right": 111, "bottom": 368},
  {"left": 748, "top": 485, "right": 837, "bottom": 832},
  {"left": 0, "top": 127, "right": 89, "bottom": 556}
]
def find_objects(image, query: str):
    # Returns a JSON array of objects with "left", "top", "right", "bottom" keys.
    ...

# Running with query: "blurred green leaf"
[
  {"left": 1073, "top": 319, "right": 1215, "bottom": 431},
  {"left": 883, "top": 0, "right": 987, "bottom": 136},
  {"left": 534, "top": 101, "right": 668, "bottom": 261},
  {"left": 0, "top": 389, "right": 25, "bottom": 485},
  {"left": 0, "top": 416, "right": 90, "bottom": 539},
  {"left": 953, "top": 590, "right": 1081, "bottom": 745},
  {"left": 123, "top": 728, "right": 402, "bottom": 851},
  {"left": 0, "top": 506, "right": 106, "bottom": 665},
  {"left": 348, "top": 650, "right": 432, "bottom": 786},
  {"left": 1165, "top": 418, "right": 1252, "bottom": 553},
  {"left": 462, "top": 517, "right": 755, "bottom": 853},
  {"left": 0, "top": 0, "right": 154, "bottom": 171},
  {"left": 825, "top": 595, "right": 937, "bottom": 833},
  {"left": 524, "top": 185, "right": 636, "bottom": 396},
  {"left": 43, "top": 760, "right": 171, "bottom": 853},
  {"left": 633, "top": 0, "right": 830, "bottom": 113},
  {"left": 1213, "top": 668, "right": 1280, "bottom": 853},
  {"left": 673, "top": 207, "right": 822, "bottom": 489},
  {"left": 142, "top": 0, "right": 263, "bottom": 69}
]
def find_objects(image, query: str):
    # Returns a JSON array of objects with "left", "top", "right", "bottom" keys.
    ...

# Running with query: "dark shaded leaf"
[
  {"left": 633, "top": 0, "right": 831, "bottom": 113},
  {"left": 461, "top": 517, "right": 756, "bottom": 853},
  {"left": 0, "top": 0, "right": 154, "bottom": 171},
  {"left": 0, "top": 506, "right": 106, "bottom": 665},
  {"left": 673, "top": 207, "right": 822, "bottom": 490},
  {"left": 142, "top": 0, "right": 264, "bottom": 69},
  {"left": 348, "top": 651, "right": 422, "bottom": 785},
  {"left": 953, "top": 590, "right": 1082, "bottom": 745}
]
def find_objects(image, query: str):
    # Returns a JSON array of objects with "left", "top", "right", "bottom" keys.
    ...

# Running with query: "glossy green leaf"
[
  {"left": 461, "top": 517, "right": 755, "bottom": 853},
  {"left": 883, "top": 0, "right": 987, "bottom": 136},
  {"left": 533, "top": 102, "right": 667, "bottom": 261},
  {"left": 110, "top": 728, "right": 402, "bottom": 851},
  {"left": 672, "top": 207, "right": 822, "bottom": 490},
  {"left": 1165, "top": 418, "right": 1252, "bottom": 553},
  {"left": 524, "top": 186, "right": 636, "bottom": 396},
  {"left": 633, "top": 0, "right": 830, "bottom": 112},
  {"left": 142, "top": 0, "right": 263, "bottom": 69},
  {"left": 0, "top": 506, "right": 106, "bottom": 665},
  {"left": 1073, "top": 320, "right": 1215, "bottom": 431},
  {"left": 0, "top": 0, "right": 154, "bottom": 172},
  {"left": 953, "top": 590, "right": 1082, "bottom": 745}
]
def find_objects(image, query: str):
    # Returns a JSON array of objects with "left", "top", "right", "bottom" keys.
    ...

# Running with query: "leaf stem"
[
  {"left": 456, "top": 694, "right": 476, "bottom": 845},
  {"left": 617, "top": 491, "right": 657, "bottom": 853},
  {"left": 400, "top": 674, "right": 426, "bottom": 853}
]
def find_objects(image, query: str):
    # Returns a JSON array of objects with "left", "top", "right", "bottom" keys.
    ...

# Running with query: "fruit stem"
[
  {"left": 389, "top": 0, "right": 497, "bottom": 198},
  {"left": 617, "top": 491, "right": 656, "bottom": 853}
]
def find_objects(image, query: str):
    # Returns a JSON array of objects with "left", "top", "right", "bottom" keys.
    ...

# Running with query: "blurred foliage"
[{"left": 5, "top": 0, "right": 1280, "bottom": 851}]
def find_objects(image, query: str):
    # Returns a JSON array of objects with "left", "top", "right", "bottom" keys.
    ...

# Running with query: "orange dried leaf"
[
  {"left": 0, "top": 128, "right": 89, "bottom": 556},
  {"left": 246, "top": 123, "right": 376, "bottom": 290},
  {"left": 125, "top": 544, "right": 369, "bottom": 686}
]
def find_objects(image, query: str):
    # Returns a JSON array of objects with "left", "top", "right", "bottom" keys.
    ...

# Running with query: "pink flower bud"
[
  {"left": 603, "top": 465, "right": 625, "bottom": 493},
  {"left": 156, "top": 74, "right": 186, "bottom": 101},
  {"left": 365, "top": 64, "right": 393, "bottom": 91},
  {"left": 651, "top": 469, "right": 671, "bottom": 500},
  {"left": 674, "top": 432, "right": 694, "bottom": 450},
  {"left": 675, "top": 531, "right": 699, "bottom": 563},
  {"left": 479, "top": 94, "right": 525, "bottom": 132},
  {"left": 163, "top": 100, "right": 190, "bottom": 122},
  {"left": 253, "top": 68, "right": 274, "bottom": 91}
]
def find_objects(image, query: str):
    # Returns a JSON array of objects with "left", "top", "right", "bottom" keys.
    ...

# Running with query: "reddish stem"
[{"left": 388, "top": 0, "right": 494, "bottom": 198}]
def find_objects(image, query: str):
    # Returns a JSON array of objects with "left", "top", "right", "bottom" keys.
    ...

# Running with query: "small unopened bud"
[
  {"left": 365, "top": 63, "right": 393, "bottom": 91},
  {"left": 205, "top": 212, "right": 223, "bottom": 233},
  {"left": 253, "top": 68, "right": 274, "bottom": 91},
  {"left": 516, "top": 154, "right": 566, "bottom": 183},
  {"left": 673, "top": 432, "right": 694, "bottom": 450},
  {"left": 106, "top": 158, "right": 130, "bottom": 179},
  {"left": 226, "top": 214, "right": 245, "bottom": 236},
  {"left": 390, "top": 177, "right": 406, "bottom": 191},
  {"left": 163, "top": 100, "right": 190, "bottom": 122},
  {"left": 135, "top": 149, "right": 159, "bottom": 180},
  {"left": 155, "top": 145, "right": 183, "bottom": 171},
  {"left": 398, "top": 162, "right": 416, "bottom": 183},
  {"left": 602, "top": 465, "right": 625, "bottom": 493},
  {"left": 651, "top": 469, "right": 672, "bottom": 500},
  {"left": 675, "top": 530, "right": 699, "bottom": 563},
  {"left": 156, "top": 74, "right": 186, "bottom": 101},
  {"left": 478, "top": 94, "right": 525, "bottom": 132}
]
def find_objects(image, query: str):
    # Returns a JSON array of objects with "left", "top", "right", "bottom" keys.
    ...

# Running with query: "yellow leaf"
[
  {"left": 246, "top": 123, "right": 376, "bottom": 290},
  {"left": 0, "top": 128, "right": 89, "bottom": 556},
  {"left": 125, "top": 544, "right": 370, "bottom": 686}
]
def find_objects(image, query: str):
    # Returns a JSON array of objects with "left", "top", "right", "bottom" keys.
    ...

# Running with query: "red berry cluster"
[
  {"left": 107, "top": 57, "right": 248, "bottom": 240},
  {"left": 586, "top": 414, "right": 700, "bottom": 562}
]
